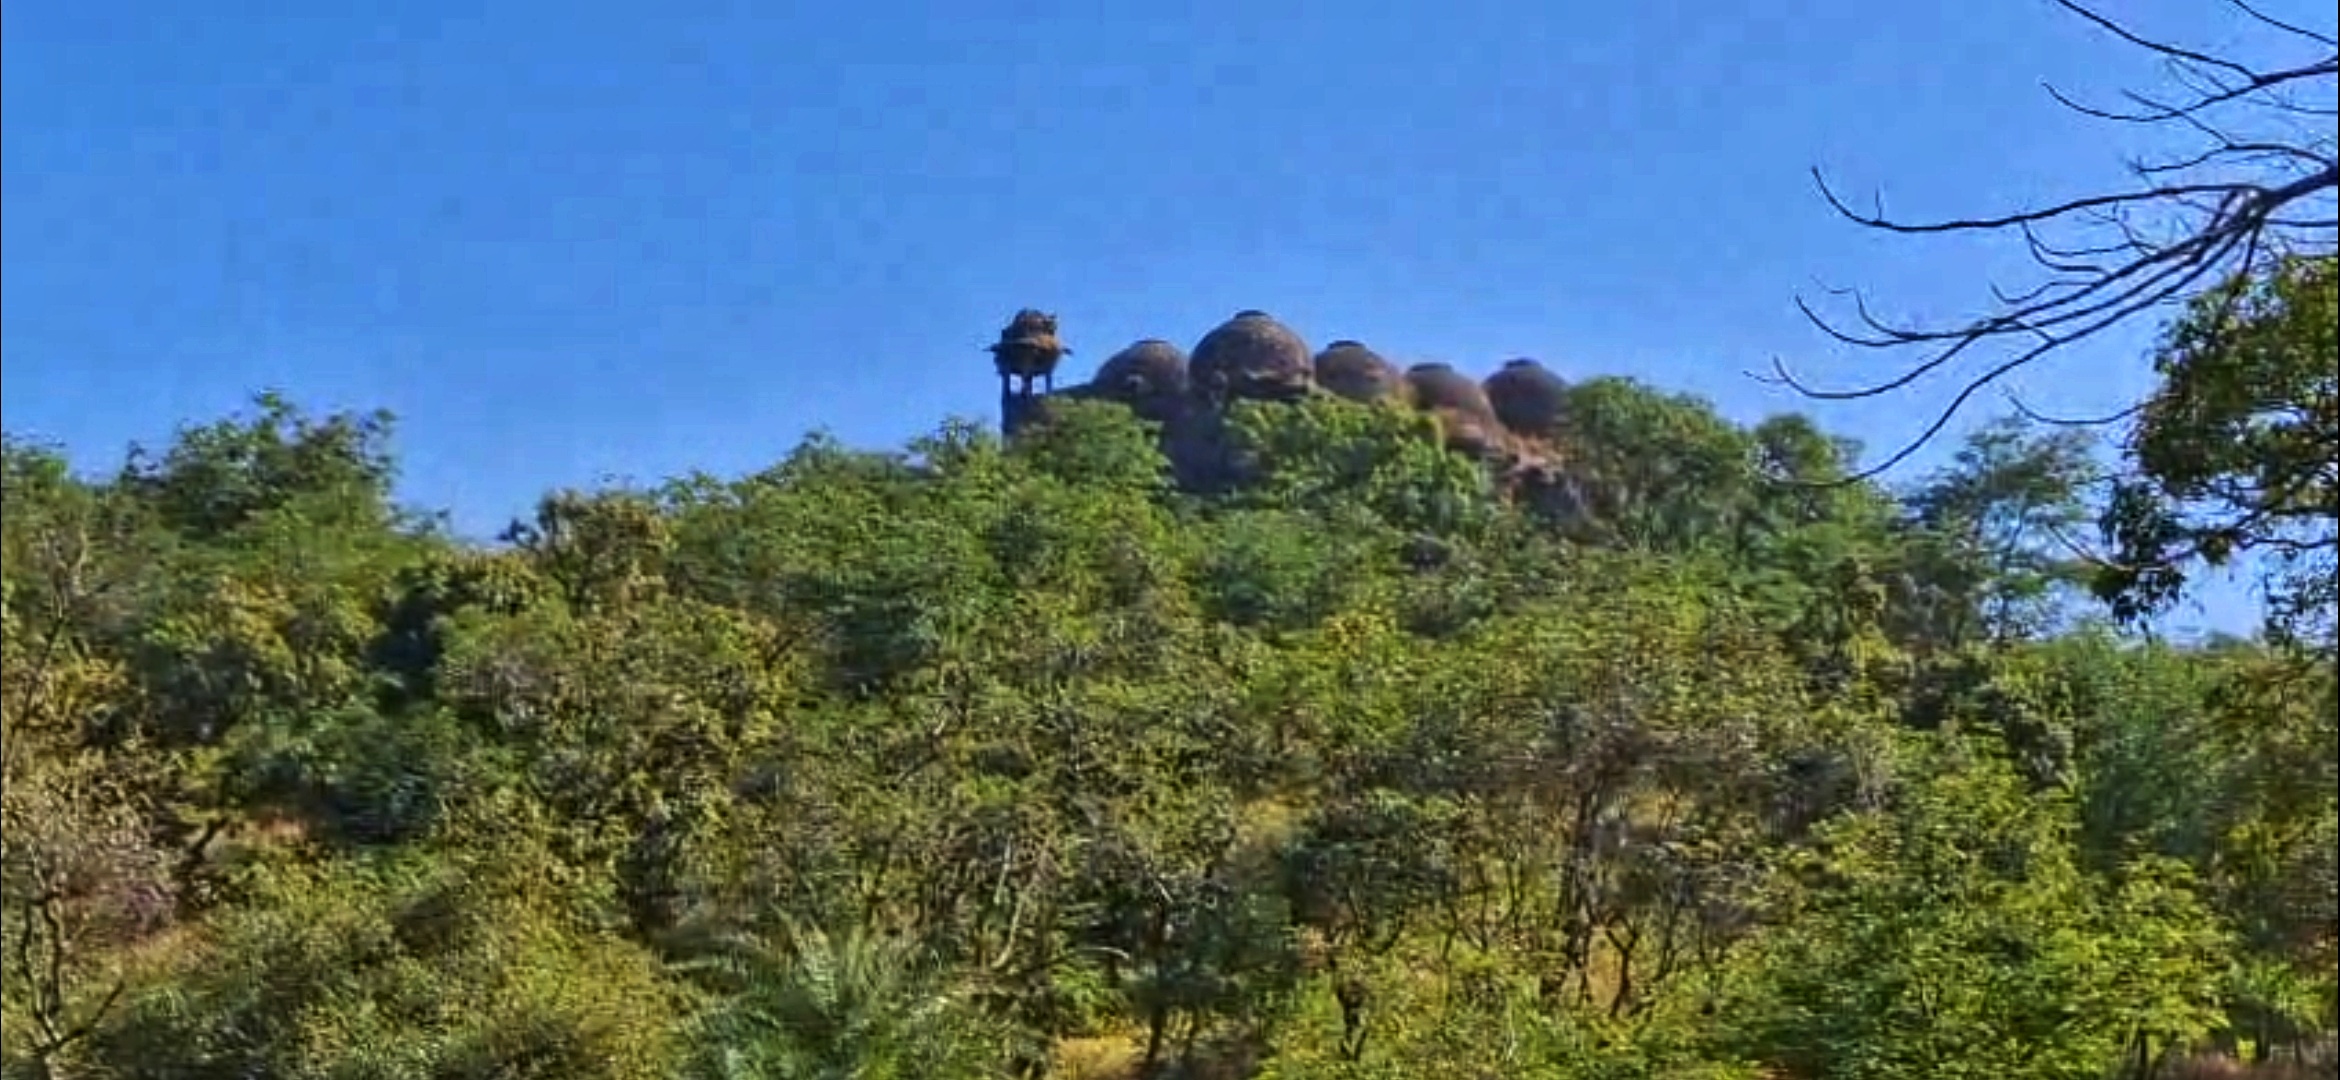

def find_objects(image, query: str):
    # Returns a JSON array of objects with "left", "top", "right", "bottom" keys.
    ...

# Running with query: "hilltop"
[
  {"left": 987, "top": 307, "right": 1734, "bottom": 534},
  {"left": 4, "top": 313, "right": 2331, "bottom": 1075}
]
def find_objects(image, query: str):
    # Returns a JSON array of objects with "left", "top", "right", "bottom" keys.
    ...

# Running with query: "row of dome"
[{"left": 1060, "top": 310, "right": 1573, "bottom": 458}]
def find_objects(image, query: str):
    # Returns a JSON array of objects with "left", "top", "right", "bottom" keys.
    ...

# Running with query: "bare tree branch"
[
  {"left": 2226, "top": 0, "right": 2338, "bottom": 48},
  {"left": 2045, "top": 55, "right": 2336, "bottom": 125},
  {"left": 1774, "top": 0, "right": 2337, "bottom": 484},
  {"left": 2051, "top": 0, "right": 2261, "bottom": 79},
  {"left": 2001, "top": 389, "right": 2146, "bottom": 429}
]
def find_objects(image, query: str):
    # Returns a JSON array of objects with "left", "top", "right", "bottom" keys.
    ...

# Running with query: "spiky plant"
[{"left": 678, "top": 920, "right": 1024, "bottom": 1080}]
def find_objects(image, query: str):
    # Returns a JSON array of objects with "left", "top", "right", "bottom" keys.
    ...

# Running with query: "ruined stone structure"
[
  {"left": 1088, "top": 338, "right": 1190, "bottom": 423},
  {"left": 1402, "top": 362, "right": 1510, "bottom": 463},
  {"left": 1483, "top": 358, "right": 1570, "bottom": 440},
  {"left": 1313, "top": 341, "right": 1405, "bottom": 404},
  {"left": 985, "top": 307, "right": 1585, "bottom": 511},
  {"left": 1188, "top": 311, "right": 1314, "bottom": 404},
  {"left": 989, "top": 309, "right": 1072, "bottom": 437}
]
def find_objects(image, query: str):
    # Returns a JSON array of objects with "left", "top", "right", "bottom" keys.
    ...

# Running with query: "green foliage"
[
  {"left": 1897, "top": 417, "right": 2098, "bottom": 646},
  {"left": 79, "top": 851, "right": 683, "bottom": 1079},
  {"left": 678, "top": 921, "right": 1024, "bottom": 1079},
  {"left": 1222, "top": 396, "right": 1497, "bottom": 537},
  {"left": 1722, "top": 745, "right": 2231, "bottom": 1080},
  {"left": 5, "top": 358, "right": 2331, "bottom": 1078},
  {"left": 1547, "top": 377, "right": 1757, "bottom": 551},
  {"left": 1256, "top": 945, "right": 1758, "bottom": 1080},
  {"left": 1007, "top": 401, "right": 1173, "bottom": 495},
  {"left": 115, "top": 390, "right": 405, "bottom": 543},
  {"left": 2099, "top": 255, "right": 2338, "bottom": 650}
]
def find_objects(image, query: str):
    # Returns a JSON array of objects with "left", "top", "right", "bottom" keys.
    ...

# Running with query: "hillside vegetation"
[{"left": 3, "top": 265, "right": 2334, "bottom": 1078}]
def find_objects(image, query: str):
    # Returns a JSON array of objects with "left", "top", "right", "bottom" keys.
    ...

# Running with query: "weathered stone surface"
[
  {"left": 1191, "top": 311, "right": 1313, "bottom": 403},
  {"left": 1091, "top": 339, "right": 1191, "bottom": 422},
  {"left": 996, "top": 313, "right": 1598, "bottom": 524},
  {"left": 1313, "top": 341, "right": 1405, "bottom": 403},
  {"left": 1483, "top": 358, "right": 1569, "bottom": 439},
  {"left": 1404, "top": 363, "right": 1510, "bottom": 461},
  {"left": 989, "top": 309, "right": 1071, "bottom": 380}
]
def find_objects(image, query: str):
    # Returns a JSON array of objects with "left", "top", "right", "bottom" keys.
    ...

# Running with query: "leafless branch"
[
  {"left": 1775, "top": 0, "right": 2337, "bottom": 484},
  {"left": 2045, "top": 55, "right": 2336, "bottom": 125},
  {"left": 2001, "top": 389, "right": 2146, "bottom": 429},
  {"left": 2226, "top": 0, "right": 2338, "bottom": 48}
]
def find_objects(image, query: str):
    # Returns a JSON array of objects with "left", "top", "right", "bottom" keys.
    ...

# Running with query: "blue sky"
[{"left": 4, "top": 0, "right": 2322, "bottom": 637}]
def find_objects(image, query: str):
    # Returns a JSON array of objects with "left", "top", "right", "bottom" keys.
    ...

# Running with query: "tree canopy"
[{"left": 4, "top": 334, "right": 2332, "bottom": 1077}]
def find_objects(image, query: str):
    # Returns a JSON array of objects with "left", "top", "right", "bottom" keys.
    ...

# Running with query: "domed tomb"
[
  {"left": 1090, "top": 338, "right": 1191, "bottom": 422},
  {"left": 1313, "top": 340, "right": 1406, "bottom": 403},
  {"left": 1190, "top": 310, "right": 1314, "bottom": 403},
  {"left": 1482, "top": 358, "right": 1570, "bottom": 439},
  {"left": 1404, "top": 362, "right": 1510, "bottom": 460}
]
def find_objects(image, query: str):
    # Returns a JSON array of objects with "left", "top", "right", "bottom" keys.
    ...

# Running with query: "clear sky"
[{"left": 5, "top": 0, "right": 2322, "bottom": 637}]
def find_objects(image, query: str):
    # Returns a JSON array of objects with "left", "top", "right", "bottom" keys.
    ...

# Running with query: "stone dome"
[
  {"left": 1404, "top": 363, "right": 1509, "bottom": 460},
  {"left": 1190, "top": 311, "right": 1314, "bottom": 403},
  {"left": 1403, "top": 363, "right": 1498, "bottom": 414},
  {"left": 1482, "top": 358, "right": 1570, "bottom": 438},
  {"left": 1090, "top": 339, "right": 1191, "bottom": 422},
  {"left": 1313, "top": 340, "right": 1406, "bottom": 403}
]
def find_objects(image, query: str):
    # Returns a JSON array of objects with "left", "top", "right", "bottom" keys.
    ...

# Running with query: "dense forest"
[{"left": 0, "top": 257, "right": 2333, "bottom": 1079}]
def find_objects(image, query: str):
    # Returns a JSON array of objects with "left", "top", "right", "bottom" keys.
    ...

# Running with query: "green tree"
[
  {"left": 2098, "top": 255, "right": 2338, "bottom": 651},
  {"left": 1723, "top": 743, "right": 2231, "bottom": 1080},
  {"left": 1899, "top": 417, "right": 2098, "bottom": 647}
]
